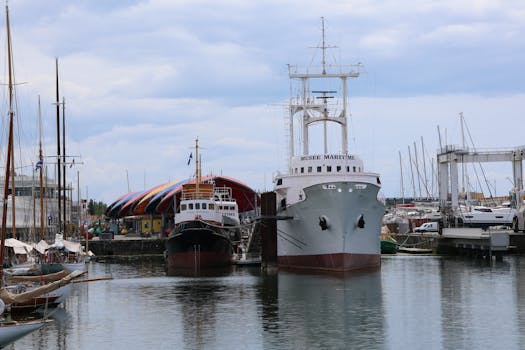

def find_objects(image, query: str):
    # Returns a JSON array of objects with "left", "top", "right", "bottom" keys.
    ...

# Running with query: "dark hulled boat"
[{"left": 165, "top": 140, "right": 240, "bottom": 273}]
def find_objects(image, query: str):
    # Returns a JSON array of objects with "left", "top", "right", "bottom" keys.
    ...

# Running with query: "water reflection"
[
  {"left": 259, "top": 268, "right": 384, "bottom": 349},
  {"left": 439, "top": 257, "right": 518, "bottom": 350},
  {"left": 7, "top": 256, "right": 525, "bottom": 350}
]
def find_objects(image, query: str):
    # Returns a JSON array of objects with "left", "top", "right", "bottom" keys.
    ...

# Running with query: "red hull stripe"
[{"left": 278, "top": 253, "right": 380, "bottom": 272}]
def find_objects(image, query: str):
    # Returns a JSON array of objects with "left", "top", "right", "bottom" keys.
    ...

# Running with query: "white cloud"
[{"left": 0, "top": 0, "right": 523, "bottom": 204}]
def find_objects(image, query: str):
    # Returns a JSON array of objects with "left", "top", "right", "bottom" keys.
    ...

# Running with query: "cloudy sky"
[{"left": 1, "top": 0, "right": 525, "bottom": 203}]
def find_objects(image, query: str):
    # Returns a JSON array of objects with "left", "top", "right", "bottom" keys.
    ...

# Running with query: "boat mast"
[
  {"left": 408, "top": 145, "right": 416, "bottom": 199},
  {"left": 1, "top": 3, "right": 15, "bottom": 281},
  {"left": 56, "top": 58, "right": 62, "bottom": 234},
  {"left": 288, "top": 17, "right": 359, "bottom": 161},
  {"left": 421, "top": 136, "right": 429, "bottom": 198},
  {"left": 38, "top": 96, "right": 44, "bottom": 240},
  {"left": 460, "top": 112, "right": 467, "bottom": 202},
  {"left": 62, "top": 96, "right": 66, "bottom": 237},
  {"left": 195, "top": 138, "right": 200, "bottom": 193},
  {"left": 399, "top": 151, "right": 405, "bottom": 204},
  {"left": 7, "top": 1, "right": 15, "bottom": 239}
]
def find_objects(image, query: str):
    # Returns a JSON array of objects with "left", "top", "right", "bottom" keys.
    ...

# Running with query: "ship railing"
[
  {"left": 288, "top": 63, "right": 362, "bottom": 76},
  {"left": 181, "top": 190, "right": 214, "bottom": 200},
  {"left": 213, "top": 186, "right": 236, "bottom": 202}
]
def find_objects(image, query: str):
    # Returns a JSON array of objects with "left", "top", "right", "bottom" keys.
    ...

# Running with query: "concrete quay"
[
  {"left": 394, "top": 228, "right": 525, "bottom": 259},
  {"left": 85, "top": 235, "right": 166, "bottom": 257}
]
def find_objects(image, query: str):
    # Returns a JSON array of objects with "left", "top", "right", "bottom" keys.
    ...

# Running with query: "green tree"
[{"left": 87, "top": 199, "right": 107, "bottom": 216}]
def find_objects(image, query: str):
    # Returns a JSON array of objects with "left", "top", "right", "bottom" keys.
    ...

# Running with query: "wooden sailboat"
[
  {"left": 0, "top": 3, "right": 52, "bottom": 346},
  {"left": 0, "top": 316, "right": 52, "bottom": 349}
]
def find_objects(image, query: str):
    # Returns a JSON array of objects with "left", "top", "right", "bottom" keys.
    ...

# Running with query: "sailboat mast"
[
  {"left": 6, "top": 3, "right": 15, "bottom": 239},
  {"left": 56, "top": 58, "right": 62, "bottom": 234},
  {"left": 32, "top": 164, "right": 36, "bottom": 241},
  {"left": 38, "top": 96, "right": 44, "bottom": 240},
  {"left": 399, "top": 151, "right": 405, "bottom": 204},
  {"left": 6, "top": 2, "right": 16, "bottom": 240},
  {"left": 421, "top": 137, "right": 429, "bottom": 198},
  {"left": 62, "top": 97, "right": 67, "bottom": 237},
  {"left": 408, "top": 145, "right": 416, "bottom": 199},
  {"left": 413, "top": 141, "right": 422, "bottom": 198},
  {"left": 460, "top": 112, "right": 466, "bottom": 197},
  {"left": 10, "top": 126, "right": 14, "bottom": 238},
  {"left": 1, "top": 3, "right": 15, "bottom": 281}
]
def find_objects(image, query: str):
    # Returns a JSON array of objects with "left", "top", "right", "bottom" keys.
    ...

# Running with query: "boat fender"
[
  {"left": 319, "top": 215, "right": 329, "bottom": 230},
  {"left": 0, "top": 299, "right": 4, "bottom": 314},
  {"left": 357, "top": 214, "right": 365, "bottom": 229}
]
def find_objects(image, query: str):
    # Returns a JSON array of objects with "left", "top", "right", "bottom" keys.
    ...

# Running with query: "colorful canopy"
[{"left": 106, "top": 175, "right": 259, "bottom": 219}]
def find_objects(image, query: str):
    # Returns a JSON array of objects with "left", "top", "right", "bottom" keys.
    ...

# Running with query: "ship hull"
[
  {"left": 277, "top": 181, "right": 384, "bottom": 272},
  {"left": 165, "top": 221, "right": 233, "bottom": 273}
]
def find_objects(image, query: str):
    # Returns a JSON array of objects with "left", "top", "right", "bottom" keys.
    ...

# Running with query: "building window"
[
  {"left": 317, "top": 166, "right": 322, "bottom": 172},
  {"left": 336, "top": 166, "right": 341, "bottom": 172},
  {"left": 300, "top": 167, "right": 304, "bottom": 173},
  {"left": 346, "top": 166, "right": 350, "bottom": 172},
  {"left": 308, "top": 166, "right": 312, "bottom": 173},
  {"left": 353, "top": 166, "right": 356, "bottom": 172}
]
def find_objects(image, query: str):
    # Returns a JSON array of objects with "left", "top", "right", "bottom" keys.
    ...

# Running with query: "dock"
[
  {"left": 393, "top": 226, "right": 525, "bottom": 260},
  {"left": 84, "top": 235, "right": 166, "bottom": 257},
  {"left": 84, "top": 224, "right": 525, "bottom": 262},
  {"left": 437, "top": 227, "right": 509, "bottom": 260}
]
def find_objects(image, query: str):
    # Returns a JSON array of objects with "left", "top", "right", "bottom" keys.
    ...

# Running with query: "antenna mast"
[{"left": 319, "top": 17, "right": 336, "bottom": 75}]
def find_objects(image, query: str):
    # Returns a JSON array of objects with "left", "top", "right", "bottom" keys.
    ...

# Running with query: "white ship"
[{"left": 273, "top": 19, "right": 384, "bottom": 271}]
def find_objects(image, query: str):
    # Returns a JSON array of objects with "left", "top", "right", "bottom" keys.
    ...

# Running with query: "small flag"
[
  {"left": 187, "top": 152, "right": 193, "bottom": 165},
  {"left": 35, "top": 159, "right": 43, "bottom": 171}
]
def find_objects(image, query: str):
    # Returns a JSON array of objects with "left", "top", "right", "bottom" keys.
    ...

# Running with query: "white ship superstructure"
[{"left": 273, "top": 18, "right": 384, "bottom": 271}]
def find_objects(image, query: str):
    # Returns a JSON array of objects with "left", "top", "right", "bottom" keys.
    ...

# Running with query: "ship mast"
[
  {"left": 1, "top": 3, "right": 16, "bottom": 281},
  {"left": 38, "top": 96, "right": 44, "bottom": 240},
  {"left": 195, "top": 138, "right": 200, "bottom": 193},
  {"left": 6, "top": 2, "right": 16, "bottom": 240},
  {"left": 288, "top": 17, "right": 360, "bottom": 164},
  {"left": 56, "top": 58, "right": 62, "bottom": 234},
  {"left": 62, "top": 96, "right": 67, "bottom": 237}
]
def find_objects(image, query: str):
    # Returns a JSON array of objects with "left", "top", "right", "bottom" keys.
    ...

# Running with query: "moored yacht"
[{"left": 456, "top": 204, "right": 516, "bottom": 228}]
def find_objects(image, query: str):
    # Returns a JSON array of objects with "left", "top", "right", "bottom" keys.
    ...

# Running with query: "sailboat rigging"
[
  {"left": 37, "top": 96, "right": 44, "bottom": 241},
  {"left": 55, "top": 58, "right": 62, "bottom": 236},
  {"left": 1, "top": 0, "right": 17, "bottom": 282},
  {"left": 0, "top": 4, "right": 53, "bottom": 346}
]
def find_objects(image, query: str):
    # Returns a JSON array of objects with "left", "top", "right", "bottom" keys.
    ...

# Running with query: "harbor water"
[{"left": 6, "top": 255, "right": 525, "bottom": 350}]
